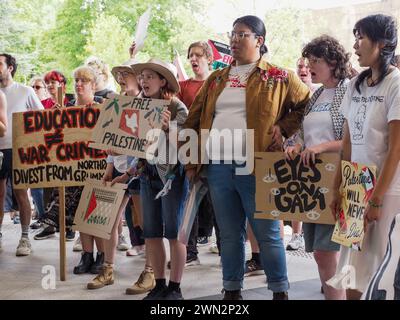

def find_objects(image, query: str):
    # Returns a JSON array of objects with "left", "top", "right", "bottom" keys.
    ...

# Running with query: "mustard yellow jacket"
[{"left": 183, "top": 56, "right": 311, "bottom": 172}]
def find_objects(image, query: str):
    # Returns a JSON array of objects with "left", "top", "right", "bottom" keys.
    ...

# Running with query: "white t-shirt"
[
  {"left": 0, "top": 82, "right": 43, "bottom": 149},
  {"left": 303, "top": 88, "right": 336, "bottom": 148},
  {"left": 340, "top": 68, "right": 400, "bottom": 195},
  {"left": 206, "top": 63, "right": 256, "bottom": 161}
]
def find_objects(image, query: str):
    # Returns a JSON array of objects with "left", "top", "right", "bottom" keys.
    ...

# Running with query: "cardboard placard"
[
  {"left": 72, "top": 180, "right": 127, "bottom": 240},
  {"left": 89, "top": 94, "right": 169, "bottom": 158},
  {"left": 178, "top": 180, "right": 208, "bottom": 245},
  {"left": 331, "top": 161, "right": 377, "bottom": 250},
  {"left": 255, "top": 152, "right": 339, "bottom": 224},
  {"left": 12, "top": 106, "right": 107, "bottom": 189},
  {"left": 208, "top": 39, "right": 233, "bottom": 69}
]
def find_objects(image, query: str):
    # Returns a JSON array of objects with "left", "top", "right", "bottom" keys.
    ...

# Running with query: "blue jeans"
[
  {"left": 207, "top": 163, "right": 289, "bottom": 292},
  {"left": 31, "top": 188, "right": 45, "bottom": 220}
]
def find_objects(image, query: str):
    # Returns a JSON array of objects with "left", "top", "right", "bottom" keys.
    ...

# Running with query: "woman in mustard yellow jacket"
[{"left": 183, "top": 15, "right": 310, "bottom": 300}]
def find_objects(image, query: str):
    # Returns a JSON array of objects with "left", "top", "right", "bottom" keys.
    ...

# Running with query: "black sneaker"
[
  {"left": 272, "top": 291, "right": 289, "bottom": 300},
  {"left": 66, "top": 229, "right": 75, "bottom": 241},
  {"left": 162, "top": 288, "right": 184, "bottom": 300},
  {"left": 197, "top": 236, "right": 209, "bottom": 246},
  {"left": 34, "top": 226, "right": 56, "bottom": 240},
  {"left": 30, "top": 220, "right": 43, "bottom": 229},
  {"left": 143, "top": 285, "right": 167, "bottom": 300},
  {"left": 185, "top": 254, "right": 200, "bottom": 267},
  {"left": 244, "top": 259, "right": 264, "bottom": 277},
  {"left": 222, "top": 289, "right": 243, "bottom": 300}
]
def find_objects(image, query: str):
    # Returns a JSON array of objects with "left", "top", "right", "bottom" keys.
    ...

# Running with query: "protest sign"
[
  {"left": 173, "top": 49, "right": 189, "bottom": 81},
  {"left": 331, "top": 160, "right": 377, "bottom": 250},
  {"left": 72, "top": 180, "right": 127, "bottom": 240},
  {"left": 255, "top": 152, "right": 339, "bottom": 224},
  {"left": 133, "top": 8, "right": 151, "bottom": 53},
  {"left": 208, "top": 39, "right": 233, "bottom": 69},
  {"left": 12, "top": 106, "right": 107, "bottom": 189},
  {"left": 89, "top": 94, "right": 169, "bottom": 158},
  {"left": 178, "top": 180, "right": 208, "bottom": 245}
]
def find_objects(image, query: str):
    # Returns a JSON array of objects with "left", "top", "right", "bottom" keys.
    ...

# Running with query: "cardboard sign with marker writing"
[
  {"left": 331, "top": 160, "right": 377, "bottom": 251},
  {"left": 255, "top": 152, "right": 339, "bottom": 224},
  {"left": 12, "top": 106, "right": 107, "bottom": 189},
  {"left": 89, "top": 94, "right": 169, "bottom": 158},
  {"left": 72, "top": 180, "right": 127, "bottom": 240}
]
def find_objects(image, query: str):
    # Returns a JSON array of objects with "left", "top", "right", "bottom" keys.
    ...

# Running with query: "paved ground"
[{"left": 0, "top": 213, "right": 322, "bottom": 300}]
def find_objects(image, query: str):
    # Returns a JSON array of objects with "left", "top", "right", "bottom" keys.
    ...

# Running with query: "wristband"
[{"left": 368, "top": 199, "right": 383, "bottom": 208}]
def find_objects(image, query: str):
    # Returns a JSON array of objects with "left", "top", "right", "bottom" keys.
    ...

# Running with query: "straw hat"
[
  {"left": 131, "top": 58, "right": 180, "bottom": 94},
  {"left": 111, "top": 59, "right": 138, "bottom": 81}
]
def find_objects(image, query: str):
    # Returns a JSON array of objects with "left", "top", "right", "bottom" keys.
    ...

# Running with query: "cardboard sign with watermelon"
[
  {"left": 331, "top": 160, "right": 377, "bottom": 250},
  {"left": 72, "top": 179, "right": 127, "bottom": 239},
  {"left": 208, "top": 39, "right": 233, "bottom": 70}
]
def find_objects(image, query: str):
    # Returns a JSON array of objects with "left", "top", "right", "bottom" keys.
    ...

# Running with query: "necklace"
[
  {"left": 367, "top": 76, "right": 379, "bottom": 87},
  {"left": 229, "top": 63, "right": 256, "bottom": 87}
]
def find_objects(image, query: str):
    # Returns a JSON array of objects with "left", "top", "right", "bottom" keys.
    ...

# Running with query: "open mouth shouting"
[{"left": 191, "top": 61, "right": 200, "bottom": 73}]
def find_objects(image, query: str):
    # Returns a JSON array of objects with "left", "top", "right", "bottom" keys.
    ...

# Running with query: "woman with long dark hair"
[
  {"left": 184, "top": 15, "right": 310, "bottom": 300},
  {"left": 330, "top": 14, "right": 400, "bottom": 299}
]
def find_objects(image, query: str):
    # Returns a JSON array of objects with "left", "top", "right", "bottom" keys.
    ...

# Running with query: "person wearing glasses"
[
  {"left": 285, "top": 35, "right": 351, "bottom": 300},
  {"left": 36, "top": 67, "right": 106, "bottom": 274},
  {"left": 183, "top": 15, "right": 310, "bottom": 300},
  {"left": 30, "top": 77, "right": 48, "bottom": 101},
  {"left": 28, "top": 76, "right": 48, "bottom": 231},
  {"left": 86, "top": 59, "right": 157, "bottom": 296}
]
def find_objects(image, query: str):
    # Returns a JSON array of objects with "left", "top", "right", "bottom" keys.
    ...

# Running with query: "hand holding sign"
[
  {"left": 363, "top": 199, "right": 383, "bottom": 232},
  {"left": 161, "top": 110, "right": 171, "bottom": 131},
  {"left": 129, "top": 42, "right": 137, "bottom": 59},
  {"left": 267, "top": 125, "right": 284, "bottom": 151}
]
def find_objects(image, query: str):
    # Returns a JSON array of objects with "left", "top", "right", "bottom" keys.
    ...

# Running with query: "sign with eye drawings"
[
  {"left": 255, "top": 152, "right": 339, "bottom": 224},
  {"left": 89, "top": 94, "right": 170, "bottom": 159}
]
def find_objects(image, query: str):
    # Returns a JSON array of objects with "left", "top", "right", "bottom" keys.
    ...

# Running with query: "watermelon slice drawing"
[{"left": 84, "top": 191, "right": 97, "bottom": 222}]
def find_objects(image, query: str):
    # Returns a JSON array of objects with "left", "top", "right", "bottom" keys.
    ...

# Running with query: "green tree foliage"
[
  {"left": 29, "top": 0, "right": 213, "bottom": 89},
  {"left": 264, "top": 7, "right": 327, "bottom": 69},
  {"left": 84, "top": 13, "right": 131, "bottom": 68}
]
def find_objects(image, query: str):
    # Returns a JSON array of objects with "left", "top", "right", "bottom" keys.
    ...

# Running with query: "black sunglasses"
[{"left": 32, "top": 85, "right": 44, "bottom": 90}]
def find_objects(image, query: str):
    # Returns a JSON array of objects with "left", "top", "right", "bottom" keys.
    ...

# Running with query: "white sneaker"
[
  {"left": 73, "top": 236, "right": 83, "bottom": 252},
  {"left": 209, "top": 244, "right": 219, "bottom": 254},
  {"left": 117, "top": 234, "right": 130, "bottom": 251},
  {"left": 16, "top": 238, "right": 32, "bottom": 256},
  {"left": 286, "top": 233, "right": 304, "bottom": 251},
  {"left": 126, "top": 245, "right": 145, "bottom": 256}
]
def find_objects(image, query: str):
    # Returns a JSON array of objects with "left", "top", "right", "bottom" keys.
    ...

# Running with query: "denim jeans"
[{"left": 206, "top": 163, "right": 289, "bottom": 292}]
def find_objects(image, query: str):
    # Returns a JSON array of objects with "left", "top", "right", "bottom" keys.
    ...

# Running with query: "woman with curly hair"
[{"left": 285, "top": 35, "right": 351, "bottom": 300}]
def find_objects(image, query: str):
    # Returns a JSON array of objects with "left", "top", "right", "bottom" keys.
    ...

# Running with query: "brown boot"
[
  {"left": 125, "top": 269, "right": 155, "bottom": 295},
  {"left": 87, "top": 265, "right": 114, "bottom": 290}
]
